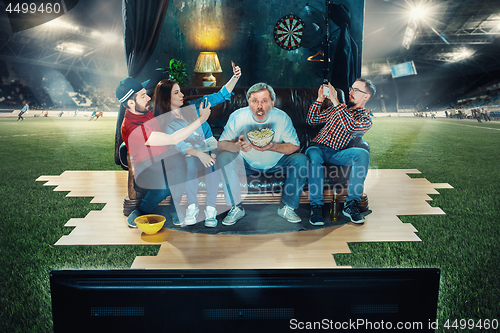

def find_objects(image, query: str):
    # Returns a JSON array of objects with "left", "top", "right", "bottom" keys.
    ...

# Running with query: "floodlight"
[
  {"left": 55, "top": 42, "right": 85, "bottom": 55},
  {"left": 451, "top": 48, "right": 473, "bottom": 62},
  {"left": 410, "top": 6, "right": 428, "bottom": 20},
  {"left": 101, "top": 32, "right": 119, "bottom": 44},
  {"left": 402, "top": 25, "right": 417, "bottom": 50},
  {"left": 44, "top": 20, "right": 79, "bottom": 32}
]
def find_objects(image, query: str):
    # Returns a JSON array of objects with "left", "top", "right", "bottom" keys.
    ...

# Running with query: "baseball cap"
[{"left": 116, "top": 77, "right": 151, "bottom": 104}]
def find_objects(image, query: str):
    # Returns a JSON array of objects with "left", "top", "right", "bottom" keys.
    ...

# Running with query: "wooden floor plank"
[{"left": 38, "top": 169, "right": 451, "bottom": 269}]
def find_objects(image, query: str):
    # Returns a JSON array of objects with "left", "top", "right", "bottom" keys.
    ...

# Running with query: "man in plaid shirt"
[{"left": 306, "top": 78, "right": 376, "bottom": 225}]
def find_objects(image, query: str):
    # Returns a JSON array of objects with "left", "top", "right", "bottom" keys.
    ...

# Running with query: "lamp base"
[
  {"left": 202, "top": 80, "right": 216, "bottom": 87},
  {"left": 202, "top": 73, "right": 216, "bottom": 87}
]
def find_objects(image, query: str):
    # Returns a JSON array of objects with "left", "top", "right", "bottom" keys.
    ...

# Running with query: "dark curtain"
[
  {"left": 114, "top": 0, "right": 170, "bottom": 166},
  {"left": 328, "top": 3, "right": 359, "bottom": 98}
]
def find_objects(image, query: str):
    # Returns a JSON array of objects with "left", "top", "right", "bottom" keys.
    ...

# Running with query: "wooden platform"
[{"left": 36, "top": 169, "right": 452, "bottom": 269}]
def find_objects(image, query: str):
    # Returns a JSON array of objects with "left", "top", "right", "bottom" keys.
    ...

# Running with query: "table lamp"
[{"left": 194, "top": 52, "right": 222, "bottom": 86}]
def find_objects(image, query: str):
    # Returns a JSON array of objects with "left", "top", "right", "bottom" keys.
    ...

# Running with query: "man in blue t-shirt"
[{"left": 218, "top": 83, "right": 308, "bottom": 225}]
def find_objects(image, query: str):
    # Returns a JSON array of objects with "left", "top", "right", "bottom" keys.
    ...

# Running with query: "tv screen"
[
  {"left": 50, "top": 268, "right": 440, "bottom": 332},
  {"left": 391, "top": 61, "right": 417, "bottom": 78}
]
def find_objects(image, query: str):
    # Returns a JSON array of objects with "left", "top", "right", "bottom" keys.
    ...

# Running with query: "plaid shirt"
[{"left": 306, "top": 101, "right": 372, "bottom": 150}]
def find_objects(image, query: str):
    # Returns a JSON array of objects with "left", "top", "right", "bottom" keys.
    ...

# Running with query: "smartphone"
[
  {"left": 322, "top": 79, "right": 330, "bottom": 96},
  {"left": 323, "top": 86, "right": 330, "bottom": 96},
  {"left": 203, "top": 97, "right": 208, "bottom": 108}
]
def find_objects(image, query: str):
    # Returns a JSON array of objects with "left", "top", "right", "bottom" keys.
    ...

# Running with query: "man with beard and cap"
[
  {"left": 306, "top": 78, "right": 375, "bottom": 225},
  {"left": 217, "top": 82, "right": 308, "bottom": 226},
  {"left": 117, "top": 77, "right": 211, "bottom": 228}
]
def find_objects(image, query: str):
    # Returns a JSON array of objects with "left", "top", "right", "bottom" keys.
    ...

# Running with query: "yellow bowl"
[{"left": 135, "top": 214, "right": 166, "bottom": 235}]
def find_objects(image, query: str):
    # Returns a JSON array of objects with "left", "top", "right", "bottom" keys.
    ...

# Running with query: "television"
[
  {"left": 391, "top": 61, "right": 418, "bottom": 78},
  {"left": 50, "top": 268, "right": 440, "bottom": 332}
]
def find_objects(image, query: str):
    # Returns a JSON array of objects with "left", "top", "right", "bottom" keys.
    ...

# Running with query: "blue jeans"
[
  {"left": 185, "top": 150, "right": 220, "bottom": 207},
  {"left": 306, "top": 145, "right": 370, "bottom": 205},
  {"left": 218, "top": 151, "right": 308, "bottom": 209},
  {"left": 135, "top": 153, "right": 187, "bottom": 214},
  {"left": 140, "top": 188, "right": 171, "bottom": 213}
]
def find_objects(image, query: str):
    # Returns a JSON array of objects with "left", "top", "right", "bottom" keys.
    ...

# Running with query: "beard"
[
  {"left": 136, "top": 102, "right": 152, "bottom": 114},
  {"left": 346, "top": 100, "right": 356, "bottom": 108}
]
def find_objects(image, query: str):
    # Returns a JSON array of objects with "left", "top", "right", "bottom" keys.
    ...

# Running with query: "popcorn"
[{"left": 247, "top": 128, "right": 274, "bottom": 147}]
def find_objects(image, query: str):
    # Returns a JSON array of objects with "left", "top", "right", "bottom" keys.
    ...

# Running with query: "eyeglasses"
[
  {"left": 349, "top": 87, "right": 369, "bottom": 95},
  {"left": 250, "top": 99, "right": 270, "bottom": 106}
]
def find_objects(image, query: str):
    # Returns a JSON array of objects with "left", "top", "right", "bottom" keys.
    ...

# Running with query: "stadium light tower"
[{"left": 402, "top": 3, "right": 431, "bottom": 49}]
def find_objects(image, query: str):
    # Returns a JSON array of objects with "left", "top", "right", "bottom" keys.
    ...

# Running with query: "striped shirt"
[{"left": 306, "top": 101, "right": 372, "bottom": 150}]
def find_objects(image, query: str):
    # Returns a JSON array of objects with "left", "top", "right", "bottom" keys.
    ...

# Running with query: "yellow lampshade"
[
  {"left": 194, "top": 52, "right": 222, "bottom": 73},
  {"left": 194, "top": 52, "right": 222, "bottom": 86}
]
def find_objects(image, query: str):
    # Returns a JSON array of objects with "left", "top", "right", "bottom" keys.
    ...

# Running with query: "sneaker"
[
  {"left": 277, "top": 204, "right": 301, "bottom": 223},
  {"left": 342, "top": 200, "right": 365, "bottom": 224},
  {"left": 204, "top": 206, "right": 218, "bottom": 228},
  {"left": 171, "top": 211, "right": 181, "bottom": 226},
  {"left": 222, "top": 206, "right": 245, "bottom": 226},
  {"left": 126, "top": 209, "right": 141, "bottom": 228},
  {"left": 309, "top": 205, "right": 324, "bottom": 226},
  {"left": 183, "top": 204, "right": 199, "bottom": 226}
]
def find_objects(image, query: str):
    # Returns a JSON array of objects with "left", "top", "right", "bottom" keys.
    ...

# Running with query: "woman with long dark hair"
[{"left": 153, "top": 63, "right": 241, "bottom": 227}]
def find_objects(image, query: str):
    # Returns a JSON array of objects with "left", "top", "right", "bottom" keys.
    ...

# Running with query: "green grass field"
[{"left": 0, "top": 116, "right": 499, "bottom": 332}]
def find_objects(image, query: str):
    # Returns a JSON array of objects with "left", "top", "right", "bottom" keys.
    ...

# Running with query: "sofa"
[{"left": 114, "top": 86, "right": 369, "bottom": 216}]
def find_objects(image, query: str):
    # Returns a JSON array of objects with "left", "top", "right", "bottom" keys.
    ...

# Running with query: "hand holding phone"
[
  {"left": 231, "top": 61, "right": 241, "bottom": 78},
  {"left": 200, "top": 98, "right": 211, "bottom": 122},
  {"left": 323, "top": 85, "right": 330, "bottom": 97},
  {"left": 322, "top": 79, "right": 330, "bottom": 96}
]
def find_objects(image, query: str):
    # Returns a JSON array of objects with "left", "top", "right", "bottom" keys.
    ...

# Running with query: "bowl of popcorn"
[
  {"left": 247, "top": 128, "right": 274, "bottom": 148},
  {"left": 135, "top": 214, "right": 166, "bottom": 234}
]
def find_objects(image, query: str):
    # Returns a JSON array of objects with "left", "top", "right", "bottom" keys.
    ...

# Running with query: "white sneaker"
[
  {"left": 277, "top": 204, "right": 301, "bottom": 223},
  {"left": 222, "top": 206, "right": 245, "bottom": 226},
  {"left": 204, "top": 206, "right": 218, "bottom": 228},
  {"left": 183, "top": 204, "right": 199, "bottom": 226}
]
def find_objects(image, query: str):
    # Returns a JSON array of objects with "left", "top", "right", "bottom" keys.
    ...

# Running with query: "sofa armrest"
[
  {"left": 344, "top": 137, "right": 370, "bottom": 152},
  {"left": 119, "top": 142, "right": 129, "bottom": 170}
]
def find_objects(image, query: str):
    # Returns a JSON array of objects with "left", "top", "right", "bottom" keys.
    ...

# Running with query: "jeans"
[
  {"left": 140, "top": 188, "right": 171, "bottom": 213},
  {"left": 306, "top": 145, "right": 370, "bottom": 205},
  {"left": 218, "top": 151, "right": 308, "bottom": 209},
  {"left": 134, "top": 153, "right": 187, "bottom": 215},
  {"left": 185, "top": 150, "right": 219, "bottom": 207}
]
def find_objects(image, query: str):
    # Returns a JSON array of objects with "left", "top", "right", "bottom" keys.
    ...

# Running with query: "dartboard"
[{"left": 273, "top": 14, "right": 305, "bottom": 50}]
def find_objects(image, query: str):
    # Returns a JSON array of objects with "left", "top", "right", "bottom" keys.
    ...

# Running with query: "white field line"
[
  {"left": 434, "top": 121, "right": 500, "bottom": 131},
  {"left": 0, "top": 130, "right": 109, "bottom": 138}
]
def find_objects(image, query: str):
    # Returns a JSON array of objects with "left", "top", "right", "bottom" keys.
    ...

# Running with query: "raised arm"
[
  {"left": 306, "top": 84, "right": 340, "bottom": 125},
  {"left": 146, "top": 102, "right": 211, "bottom": 146},
  {"left": 223, "top": 61, "right": 242, "bottom": 94}
]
